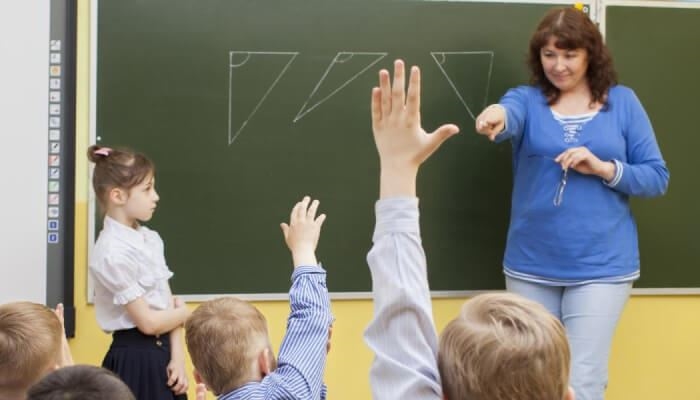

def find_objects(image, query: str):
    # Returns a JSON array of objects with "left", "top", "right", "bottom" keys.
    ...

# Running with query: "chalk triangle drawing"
[
  {"left": 431, "top": 51, "right": 494, "bottom": 121},
  {"left": 294, "top": 52, "right": 387, "bottom": 122},
  {"left": 228, "top": 51, "right": 298, "bottom": 145}
]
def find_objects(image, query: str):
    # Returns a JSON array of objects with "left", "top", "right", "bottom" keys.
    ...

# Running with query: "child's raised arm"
[
  {"left": 271, "top": 196, "right": 333, "bottom": 399},
  {"left": 370, "top": 60, "right": 459, "bottom": 199},
  {"left": 364, "top": 60, "right": 459, "bottom": 400},
  {"left": 53, "top": 303, "right": 74, "bottom": 367},
  {"left": 280, "top": 196, "right": 326, "bottom": 268}
]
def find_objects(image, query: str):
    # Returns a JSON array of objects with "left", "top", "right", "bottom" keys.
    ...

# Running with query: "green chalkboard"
[
  {"left": 95, "top": 0, "right": 575, "bottom": 295},
  {"left": 606, "top": 5, "right": 700, "bottom": 289}
]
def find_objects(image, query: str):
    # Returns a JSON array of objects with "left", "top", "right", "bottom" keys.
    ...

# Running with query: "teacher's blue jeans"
[{"left": 506, "top": 276, "right": 632, "bottom": 400}]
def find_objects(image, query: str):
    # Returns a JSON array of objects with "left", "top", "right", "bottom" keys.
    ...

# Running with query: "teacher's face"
[{"left": 540, "top": 36, "right": 589, "bottom": 94}]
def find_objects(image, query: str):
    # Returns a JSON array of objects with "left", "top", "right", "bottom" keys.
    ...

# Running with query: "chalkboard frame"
[{"left": 88, "top": 0, "right": 700, "bottom": 299}]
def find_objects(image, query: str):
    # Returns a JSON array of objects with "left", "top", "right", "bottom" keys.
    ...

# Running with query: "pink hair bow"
[{"left": 94, "top": 147, "right": 112, "bottom": 157}]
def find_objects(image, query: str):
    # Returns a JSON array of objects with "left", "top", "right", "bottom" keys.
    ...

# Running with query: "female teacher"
[{"left": 475, "top": 7, "right": 669, "bottom": 400}]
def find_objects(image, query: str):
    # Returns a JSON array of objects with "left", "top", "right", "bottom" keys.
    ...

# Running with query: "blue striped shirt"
[
  {"left": 219, "top": 266, "right": 333, "bottom": 400},
  {"left": 364, "top": 198, "right": 443, "bottom": 400}
]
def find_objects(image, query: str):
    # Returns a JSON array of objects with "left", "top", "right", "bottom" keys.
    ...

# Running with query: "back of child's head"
[
  {"left": 87, "top": 145, "right": 155, "bottom": 209},
  {"left": 27, "top": 365, "right": 135, "bottom": 400},
  {"left": 0, "top": 302, "right": 63, "bottom": 396},
  {"left": 437, "top": 293, "right": 570, "bottom": 400},
  {"left": 185, "top": 297, "right": 271, "bottom": 395}
]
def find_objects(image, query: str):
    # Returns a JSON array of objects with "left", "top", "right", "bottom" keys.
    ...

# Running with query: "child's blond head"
[
  {"left": 438, "top": 293, "right": 570, "bottom": 400},
  {"left": 185, "top": 297, "right": 272, "bottom": 395},
  {"left": 0, "top": 302, "right": 63, "bottom": 395}
]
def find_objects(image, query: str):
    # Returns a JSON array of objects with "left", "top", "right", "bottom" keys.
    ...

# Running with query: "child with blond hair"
[
  {"left": 186, "top": 196, "right": 333, "bottom": 400},
  {"left": 0, "top": 302, "right": 73, "bottom": 400}
]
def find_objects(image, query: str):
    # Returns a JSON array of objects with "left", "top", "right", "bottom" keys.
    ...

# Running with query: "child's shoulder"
[
  {"left": 138, "top": 224, "right": 162, "bottom": 238},
  {"left": 91, "top": 226, "right": 158, "bottom": 262},
  {"left": 138, "top": 225, "right": 165, "bottom": 249},
  {"left": 90, "top": 231, "right": 135, "bottom": 268}
]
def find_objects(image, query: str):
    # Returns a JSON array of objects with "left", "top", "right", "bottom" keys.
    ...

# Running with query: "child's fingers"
[
  {"left": 307, "top": 199, "right": 320, "bottom": 219},
  {"left": 175, "top": 378, "right": 188, "bottom": 395},
  {"left": 379, "top": 69, "right": 391, "bottom": 116},
  {"left": 371, "top": 87, "right": 382, "bottom": 129},
  {"left": 280, "top": 223, "right": 289, "bottom": 238},
  {"left": 315, "top": 213, "right": 327, "bottom": 228},
  {"left": 297, "top": 196, "right": 311, "bottom": 220},
  {"left": 170, "top": 377, "right": 182, "bottom": 392},
  {"left": 170, "top": 373, "right": 187, "bottom": 394},
  {"left": 391, "top": 59, "right": 406, "bottom": 109},
  {"left": 406, "top": 65, "right": 421, "bottom": 120},
  {"left": 289, "top": 201, "right": 302, "bottom": 224},
  {"left": 54, "top": 304, "right": 67, "bottom": 328},
  {"left": 167, "top": 370, "right": 176, "bottom": 387}
]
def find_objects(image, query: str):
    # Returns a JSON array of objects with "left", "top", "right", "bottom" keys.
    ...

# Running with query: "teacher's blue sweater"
[{"left": 496, "top": 85, "right": 669, "bottom": 283}]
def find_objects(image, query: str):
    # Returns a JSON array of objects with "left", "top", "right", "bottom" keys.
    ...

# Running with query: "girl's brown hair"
[
  {"left": 87, "top": 145, "right": 155, "bottom": 208},
  {"left": 528, "top": 7, "right": 617, "bottom": 106}
]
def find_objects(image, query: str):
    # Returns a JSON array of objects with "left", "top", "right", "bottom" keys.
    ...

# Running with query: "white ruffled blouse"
[{"left": 89, "top": 216, "right": 174, "bottom": 332}]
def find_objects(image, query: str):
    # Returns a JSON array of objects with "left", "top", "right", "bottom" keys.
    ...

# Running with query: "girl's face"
[
  {"left": 540, "top": 36, "right": 589, "bottom": 94},
  {"left": 123, "top": 173, "right": 159, "bottom": 224}
]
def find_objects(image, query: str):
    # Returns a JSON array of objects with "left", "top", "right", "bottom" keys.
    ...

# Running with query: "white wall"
[{"left": 0, "top": 0, "right": 50, "bottom": 303}]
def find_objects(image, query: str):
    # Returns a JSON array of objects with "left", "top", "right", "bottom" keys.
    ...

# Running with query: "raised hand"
[
  {"left": 54, "top": 303, "right": 74, "bottom": 367},
  {"left": 280, "top": 196, "right": 326, "bottom": 267},
  {"left": 371, "top": 59, "right": 459, "bottom": 198}
]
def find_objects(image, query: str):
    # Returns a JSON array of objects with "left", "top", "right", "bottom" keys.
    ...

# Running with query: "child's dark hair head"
[
  {"left": 27, "top": 365, "right": 135, "bottom": 400},
  {"left": 87, "top": 145, "right": 155, "bottom": 208}
]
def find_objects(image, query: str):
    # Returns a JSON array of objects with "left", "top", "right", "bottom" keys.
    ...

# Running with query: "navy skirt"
[{"left": 102, "top": 328, "right": 188, "bottom": 400}]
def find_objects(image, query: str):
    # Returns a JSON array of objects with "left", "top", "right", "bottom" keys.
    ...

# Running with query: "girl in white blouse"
[{"left": 88, "top": 145, "right": 190, "bottom": 400}]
